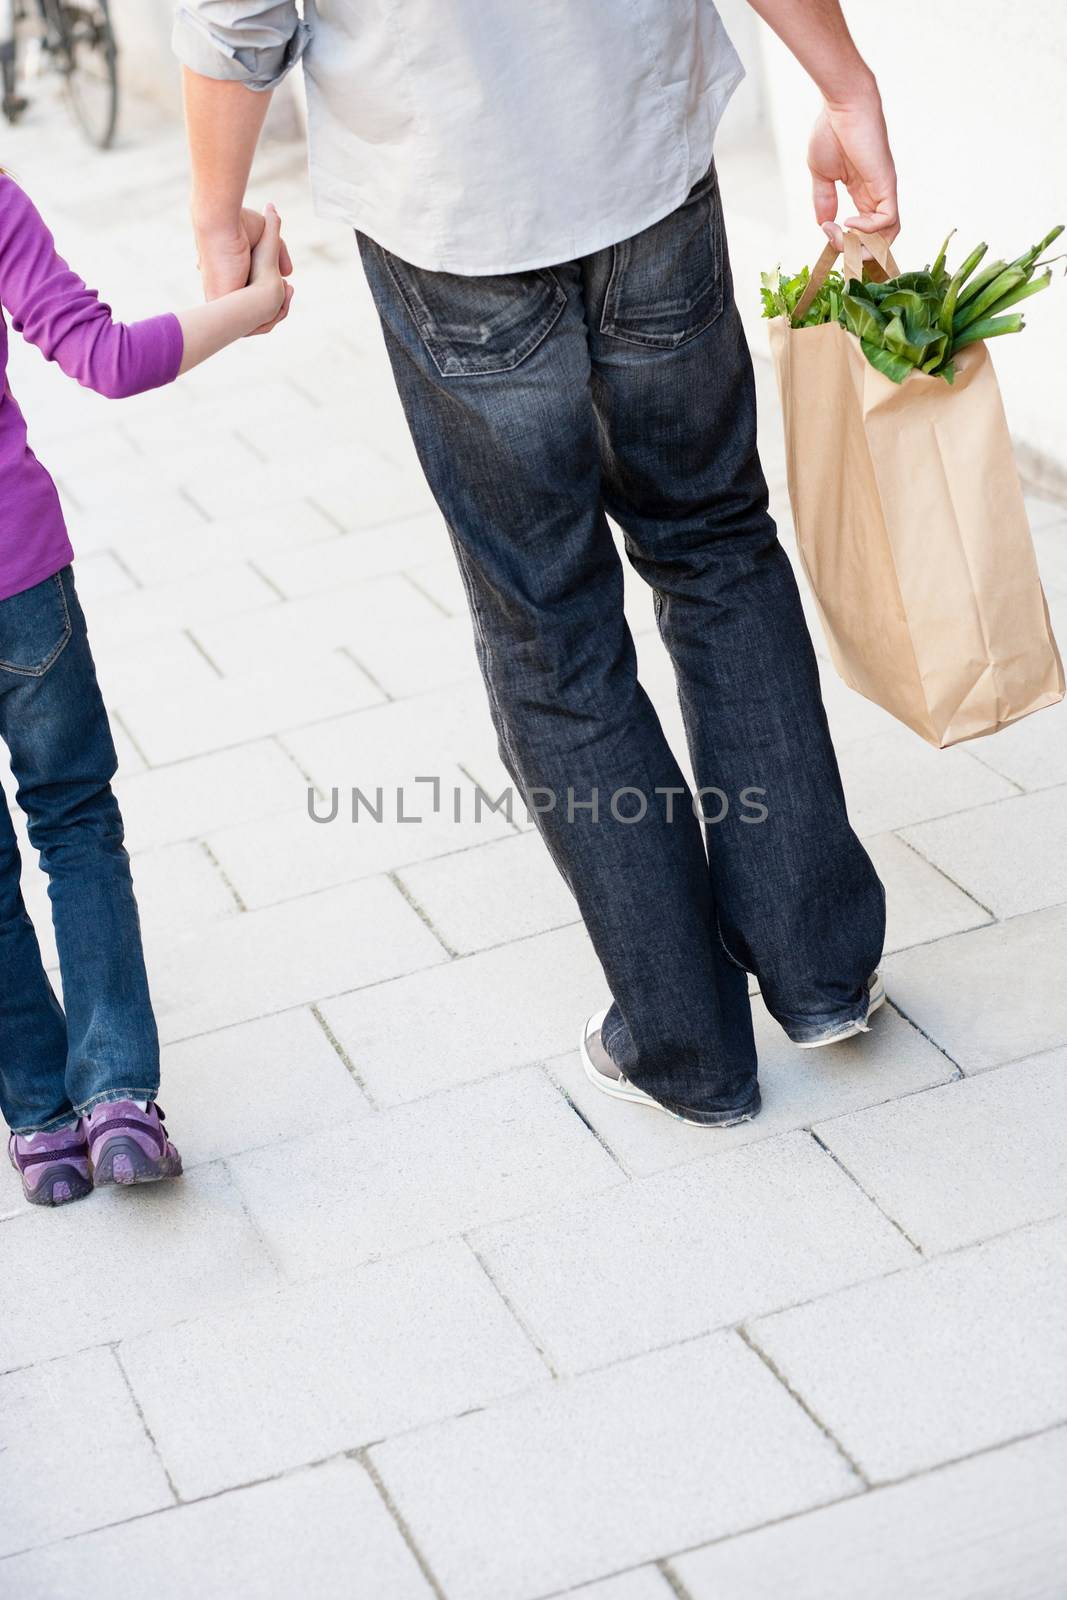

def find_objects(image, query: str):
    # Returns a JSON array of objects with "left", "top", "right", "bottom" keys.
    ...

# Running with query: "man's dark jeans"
[
  {"left": 0, "top": 567, "right": 159, "bottom": 1133},
  {"left": 357, "top": 165, "right": 885, "bottom": 1122}
]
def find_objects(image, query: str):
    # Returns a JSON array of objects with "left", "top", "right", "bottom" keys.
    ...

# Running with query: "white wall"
[
  {"left": 111, "top": 0, "right": 181, "bottom": 110},
  {"left": 753, "top": 0, "right": 1067, "bottom": 486}
]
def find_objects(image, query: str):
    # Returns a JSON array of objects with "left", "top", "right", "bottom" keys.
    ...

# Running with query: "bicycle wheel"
[
  {"left": 47, "top": 0, "right": 117, "bottom": 148},
  {"left": 1, "top": 38, "right": 25, "bottom": 123}
]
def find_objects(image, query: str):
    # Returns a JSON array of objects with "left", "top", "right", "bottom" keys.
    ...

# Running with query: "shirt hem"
[
  {"left": 0, "top": 543, "right": 74, "bottom": 603},
  {"left": 311, "top": 144, "right": 723, "bottom": 276}
]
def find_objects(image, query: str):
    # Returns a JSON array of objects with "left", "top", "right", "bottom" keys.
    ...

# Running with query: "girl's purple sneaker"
[
  {"left": 85, "top": 1100, "right": 183, "bottom": 1187},
  {"left": 8, "top": 1125, "right": 93, "bottom": 1207}
]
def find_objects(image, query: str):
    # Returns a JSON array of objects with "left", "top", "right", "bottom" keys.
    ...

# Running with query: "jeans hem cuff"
[
  {"left": 782, "top": 1005, "right": 870, "bottom": 1045},
  {"left": 654, "top": 1084, "right": 762, "bottom": 1126},
  {"left": 8, "top": 1110, "right": 82, "bottom": 1137},
  {"left": 72, "top": 1088, "right": 158, "bottom": 1117}
]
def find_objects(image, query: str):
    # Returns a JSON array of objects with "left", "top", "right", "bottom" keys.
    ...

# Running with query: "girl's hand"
[{"left": 248, "top": 204, "right": 294, "bottom": 334}]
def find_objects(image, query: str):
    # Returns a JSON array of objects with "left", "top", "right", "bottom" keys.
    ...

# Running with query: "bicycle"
[{"left": 1, "top": 0, "right": 119, "bottom": 150}]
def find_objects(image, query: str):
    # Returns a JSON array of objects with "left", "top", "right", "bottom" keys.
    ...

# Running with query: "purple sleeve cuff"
[{"left": 122, "top": 310, "right": 184, "bottom": 396}]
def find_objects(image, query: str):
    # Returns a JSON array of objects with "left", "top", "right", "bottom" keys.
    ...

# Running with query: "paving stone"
[
  {"left": 563, "top": 1572, "right": 675, "bottom": 1600},
  {"left": 114, "top": 653, "right": 384, "bottom": 766},
  {"left": 814, "top": 1052, "right": 1067, "bottom": 1252},
  {"left": 397, "top": 832, "right": 578, "bottom": 955},
  {"left": 70, "top": 549, "right": 138, "bottom": 600},
  {"left": 370, "top": 1332, "right": 859, "bottom": 1600},
  {"left": 110, "top": 714, "right": 148, "bottom": 777},
  {"left": 204, "top": 763, "right": 514, "bottom": 909},
  {"left": 115, "top": 740, "right": 305, "bottom": 853},
  {"left": 0, "top": 1163, "right": 280, "bottom": 1370},
  {"left": 13, "top": 823, "right": 238, "bottom": 969},
  {"left": 671, "top": 1425, "right": 1067, "bottom": 1600},
  {"left": 112, "top": 499, "right": 340, "bottom": 587},
  {"left": 547, "top": 995, "right": 953, "bottom": 1178},
  {"left": 121, "top": 1239, "right": 544, "bottom": 1498},
  {"left": 83, "top": 564, "right": 278, "bottom": 647},
  {"left": 835, "top": 730, "right": 1017, "bottom": 836},
  {"left": 901, "top": 788, "right": 1067, "bottom": 918},
  {"left": 817, "top": 665, "right": 903, "bottom": 747},
  {"left": 318, "top": 923, "right": 606, "bottom": 1105},
  {"left": 0, "top": 1457, "right": 434, "bottom": 1600},
  {"left": 159, "top": 1009, "right": 371, "bottom": 1168},
  {"left": 283, "top": 680, "right": 514, "bottom": 813},
  {"left": 189, "top": 573, "right": 440, "bottom": 678},
  {"left": 63, "top": 439, "right": 263, "bottom": 510},
  {"left": 344, "top": 611, "right": 481, "bottom": 698},
  {"left": 90, "top": 626, "right": 221, "bottom": 705},
  {"left": 474, "top": 1131, "right": 913, "bottom": 1374},
  {"left": 405, "top": 557, "right": 469, "bottom": 616},
  {"left": 863, "top": 832, "right": 991, "bottom": 953},
  {"left": 120, "top": 377, "right": 322, "bottom": 454},
  {"left": 1026, "top": 494, "right": 1067, "bottom": 534},
  {"left": 228, "top": 1067, "right": 620, "bottom": 1280},
  {"left": 884, "top": 906, "right": 1067, "bottom": 1070},
  {"left": 307, "top": 466, "right": 441, "bottom": 534},
  {"left": 749, "top": 1215, "right": 1067, "bottom": 1481},
  {"left": 965, "top": 694, "right": 1067, "bottom": 791},
  {"left": 0, "top": 1347, "right": 172, "bottom": 1558},
  {"left": 184, "top": 446, "right": 437, "bottom": 530},
  {"left": 255, "top": 514, "right": 446, "bottom": 595},
  {"left": 150, "top": 875, "right": 446, "bottom": 1042}
]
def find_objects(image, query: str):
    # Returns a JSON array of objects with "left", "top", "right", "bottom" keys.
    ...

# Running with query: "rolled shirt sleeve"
[{"left": 172, "top": 0, "right": 310, "bottom": 92}]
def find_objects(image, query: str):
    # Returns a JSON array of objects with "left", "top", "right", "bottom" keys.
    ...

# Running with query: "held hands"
[
  {"left": 196, "top": 203, "right": 293, "bottom": 334},
  {"left": 809, "top": 83, "right": 899, "bottom": 253},
  {"left": 248, "top": 204, "right": 292, "bottom": 330}
]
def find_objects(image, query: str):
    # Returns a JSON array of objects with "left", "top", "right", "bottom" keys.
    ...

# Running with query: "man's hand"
[
  {"left": 744, "top": 2, "right": 900, "bottom": 245},
  {"left": 195, "top": 205, "right": 294, "bottom": 334},
  {"left": 809, "top": 85, "right": 899, "bottom": 247}
]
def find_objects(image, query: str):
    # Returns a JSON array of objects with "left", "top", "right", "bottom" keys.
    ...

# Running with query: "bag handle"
[{"left": 791, "top": 229, "right": 900, "bottom": 325}]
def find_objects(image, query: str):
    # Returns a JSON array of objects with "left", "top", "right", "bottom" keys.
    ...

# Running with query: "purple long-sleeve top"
[{"left": 0, "top": 175, "right": 184, "bottom": 600}]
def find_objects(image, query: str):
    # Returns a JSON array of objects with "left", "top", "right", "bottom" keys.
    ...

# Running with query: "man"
[{"left": 174, "top": 0, "right": 893, "bottom": 1127}]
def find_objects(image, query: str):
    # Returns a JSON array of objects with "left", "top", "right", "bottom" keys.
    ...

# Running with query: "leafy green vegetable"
[
  {"left": 761, "top": 225, "right": 1061, "bottom": 383},
  {"left": 760, "top": 265, "right": 845, "bottom": 328}
]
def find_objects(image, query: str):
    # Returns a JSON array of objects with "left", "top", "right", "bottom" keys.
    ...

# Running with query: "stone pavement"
[{"left": 2, "top": 91, "right": 1067, "bottom": 1600}]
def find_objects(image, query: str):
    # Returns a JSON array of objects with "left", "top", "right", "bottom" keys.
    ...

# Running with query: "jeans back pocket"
[
  {"left": 600, "top": 164, "right": 726, "bottom": 350},
  {"left": 0, "top": 571, "right": 73, "bottom": 677},
  {"left": 380, "top": 250, "right": 567, "bottom": 378}
]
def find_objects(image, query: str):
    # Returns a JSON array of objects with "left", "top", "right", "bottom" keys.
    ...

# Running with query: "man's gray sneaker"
[
  {"left": 579, "top": 1008, "right": 760, "bottom": 1128},
  {"left": 793, "top": 972, "right": 886, "bottom": 1050}
]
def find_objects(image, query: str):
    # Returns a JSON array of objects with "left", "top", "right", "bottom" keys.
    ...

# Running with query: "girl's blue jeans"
[{"left": 0, "top": 566, "right": 159, "bottom": 1134}]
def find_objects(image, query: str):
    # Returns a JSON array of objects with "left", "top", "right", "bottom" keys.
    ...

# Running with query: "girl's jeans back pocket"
[{"left": 0, "top": 571, "right": 73, "bottom": 677}]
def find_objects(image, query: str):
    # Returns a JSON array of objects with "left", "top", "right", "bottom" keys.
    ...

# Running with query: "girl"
[{"left": 0, "top": 170, "right": 289, "bottom": 1205}]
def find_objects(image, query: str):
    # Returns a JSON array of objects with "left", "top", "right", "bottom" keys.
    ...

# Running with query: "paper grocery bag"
[{"left": 768, "top": 230, "right": 1064, "bottom": 748}]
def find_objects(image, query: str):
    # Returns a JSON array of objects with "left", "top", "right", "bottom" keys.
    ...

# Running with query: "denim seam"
[
  {"left": 716, "top": 916, "right": 751, "bottom": 974},
  {"left": 448, "top": 537, "right": 526, "bottom": 792},
  {"left": 0, "top": 573, "right": 73, "bottom": 677}
]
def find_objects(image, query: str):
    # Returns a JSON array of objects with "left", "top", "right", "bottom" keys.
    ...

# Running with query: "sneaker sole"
[
  {"left": 579, "top": 1008, "right": 758, "bottom": 1128},
  {"left": 91, "top": 1135, "right": 183, "bottom": 1187},
  {"left": 8, "top": 1145, "right": 93, "bottom": 1207},
  {"left": 794, "top": 978, "right": 887, "bottom": 1050}
]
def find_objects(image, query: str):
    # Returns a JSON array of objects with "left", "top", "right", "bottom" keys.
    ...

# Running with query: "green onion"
[
  {"left": 950, "top": 312, "right": 1025, "bottom": 355},
  {"left": 954, "top": 257, "right": 1007, "bottom": 312},
  {"left": 954, "top": 265, "right": 1028, "bottom": 333}
]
